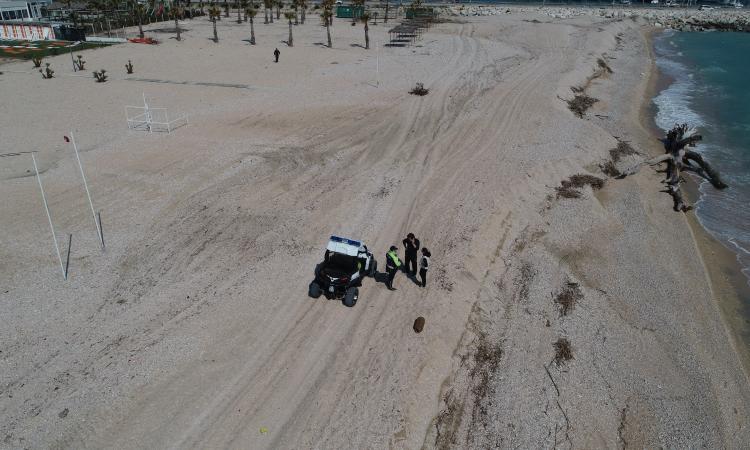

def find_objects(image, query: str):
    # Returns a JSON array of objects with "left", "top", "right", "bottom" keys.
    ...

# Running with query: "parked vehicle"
[{"left": 309, "top": 235, "right": 377, "bottom": 307}]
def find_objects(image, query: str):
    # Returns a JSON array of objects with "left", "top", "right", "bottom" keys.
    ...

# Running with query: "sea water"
[{"left": 653, "top": 31, "right": 750, "bottom": 289}]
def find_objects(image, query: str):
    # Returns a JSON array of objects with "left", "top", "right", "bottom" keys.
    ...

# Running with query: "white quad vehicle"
[{"left": 309, "top": 235, "right": 377, "bottom": 307}]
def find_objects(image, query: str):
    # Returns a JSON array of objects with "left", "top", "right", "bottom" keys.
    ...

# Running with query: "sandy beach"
[{"left": 1, "top": 7, "right": 749, "bottom": 448}]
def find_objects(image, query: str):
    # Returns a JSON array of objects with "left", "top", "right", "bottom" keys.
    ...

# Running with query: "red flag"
[{"left": 64, "top": 136, "right": 70, "bottom": 142}]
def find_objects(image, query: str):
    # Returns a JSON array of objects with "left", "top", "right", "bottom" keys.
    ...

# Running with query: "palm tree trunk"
[
  {"left": 138, "top": 16, "right": 144, "bottom": 38},
  {"left": 250, "top": 17, "right": 255, "bottom": 44},
  {"left": 326, "top": 20, "right": 331, "bottom": 48},
  {"left": 276, "top": 4, "right": 280, "bottom": 19},
  {"left": 364, "top": 23, "right": 369, "bottom": 49},
  {"left": 237, "top": 6, "right": 241, "bottom": 23},
  {"left": 301, "top": 7, "right": 305, "bottom": 24},
  {"left": 384, "top": 0, "right": 389, "bottom": 24},
  {"left": 264, "top": 8, "right": 268, "bottom": 23},
  {"left": 294, "top": 7, "right": 298, "bottom": 25},
  {"left": 175, "top": 15, "right": 180, "bottom": 40},
  {"left": 269, "top": 7, "right": 273, "bottom": 22},
  {"left": 288, "top": 20, "right": 293, "bottom": 46},
  {"left": 213, "top": 18, "right": 218, "bottom": 41},
  {"left": 224, "top": 0, "right": 229, "bottom": 17}
]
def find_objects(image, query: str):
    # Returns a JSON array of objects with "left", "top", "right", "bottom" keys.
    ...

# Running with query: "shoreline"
[{"left": 641, "top": 28, "right": 750, "bottom": 376}]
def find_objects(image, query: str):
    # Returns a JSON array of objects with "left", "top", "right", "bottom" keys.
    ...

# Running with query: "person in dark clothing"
[
  {"left": 385, "top": 245, "right": 402, "bottom": 291},
  {"left": 402, "top": 233, "right": 420, "bottom": 277},
  {"left": 419, "top": 248, "right": 431, "bottom": 288},
  {"left": 274, "top": 48, "right": 280, "bottom": 63}
]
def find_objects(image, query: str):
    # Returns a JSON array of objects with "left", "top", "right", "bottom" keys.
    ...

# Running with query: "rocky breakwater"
[
  {"left": 642, "top": 8, "right": 750, "bottom": 32},
  {"left": 444, "top": 5, "right": 750, "bottom": 32}
]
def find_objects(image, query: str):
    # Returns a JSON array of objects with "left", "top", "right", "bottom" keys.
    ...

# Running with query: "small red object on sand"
[{"left": 128, "top": 37, "right": 158, "bottom": 45}]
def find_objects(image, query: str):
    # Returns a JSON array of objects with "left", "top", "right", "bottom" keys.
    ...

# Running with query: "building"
[{"left": 0, "top": 0, "right": 52, "bottom": 22}]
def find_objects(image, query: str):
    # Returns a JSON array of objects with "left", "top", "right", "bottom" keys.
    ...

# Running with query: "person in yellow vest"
[{"left": 385, "top": 245, "right": 402, "bottom": 291}]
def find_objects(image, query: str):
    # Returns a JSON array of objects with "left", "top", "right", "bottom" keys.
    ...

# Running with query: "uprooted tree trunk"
[{"left": 618, "top": 123, "right": 727, "bottom": 212}]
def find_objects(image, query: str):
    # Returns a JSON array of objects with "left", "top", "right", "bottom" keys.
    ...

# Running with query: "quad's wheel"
[
  {"left": 369, "top": 259, "right": 377, "bottom": 277},
  {"left": 343, "top": 287, "right": 358, "bottom": 307},
  {"left": 309, "top": 281, "right": 322, "bottom": 298}
]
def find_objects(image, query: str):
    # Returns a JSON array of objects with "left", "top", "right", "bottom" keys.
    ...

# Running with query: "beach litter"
[{"left": 413, "top": 317, "right": 425, "bottom": 333}]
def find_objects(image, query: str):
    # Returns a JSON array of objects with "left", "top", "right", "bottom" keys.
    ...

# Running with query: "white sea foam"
[
  {"left": 653, "top": 33, "right": 750, "bottom": 288},
  {"left": 653, "top": 50, "right": 706, "bottom": 130}
]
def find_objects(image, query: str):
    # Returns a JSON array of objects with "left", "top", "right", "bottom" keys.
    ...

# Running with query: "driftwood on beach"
[{"left": 618, "top": 123, "right": 727, "bottom": 212}]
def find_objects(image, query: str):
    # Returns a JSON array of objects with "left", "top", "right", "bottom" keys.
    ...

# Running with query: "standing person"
[
  {"left": 419, "top": 248, "right": 430, "bottom": 288},
  {"left": 402, "top": 233, "right": 420, "bottom": 277},
  {"left": 385, "top": 245, "right": 402, "bottom": 291},
  {"left": 274, "top": 47, "right": 280, "bottom": 63}
]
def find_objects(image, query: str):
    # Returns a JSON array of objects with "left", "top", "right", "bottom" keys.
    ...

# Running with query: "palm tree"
[
  {"left": 351, "top": 0, "right": 363, "bottom": 24},
  {"left": 246, "top": 6, "right": 257, "bottom": 43},
  {"left": 133, "top": 2, "right": 146, "bottom": 38},
  {"left": 284, "top": 11, "right": 294, "bottom": 46},
  {"left": 172, "top": 0, "right": 182, "bottom": 41},
  {"left": 384, "top": 0, "right": 388, "bottom": 24},
  {"left": 321, "top": 0, "right": 333, "bottom": 48},
  {"left": 360, "top": 12, "right": 370, "bottom": 49},
  {"left": 146, "top": 0, "right": 156, "bottom": 25},
  {"left": 297, "top": 0, "right": 307, "bottom": 24},
  {"left": 87, "top": 0, "right": 103, "bottom": 34},
  {"left": 209, "top": 3, "right": 221, "bottom": 41},
  {"left": 265, "top": 0, "right": 273, "bottom": 23},
  {"left": 276, "top": 0, "right": 282, "bottom": 20}
]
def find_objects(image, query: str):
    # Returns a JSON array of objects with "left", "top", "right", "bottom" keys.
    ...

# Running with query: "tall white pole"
[
  {"left": 32, "top": 153, "right": 66, "bottom": 280},
  {"left": 143, "top": 92, "right": 152, "bottom": 132},
  {"left": 376, "top": 39, "right": 380, "bottom": 87},
  {"left": 70, "top": 132, "right": 104, "bottom": 249}
]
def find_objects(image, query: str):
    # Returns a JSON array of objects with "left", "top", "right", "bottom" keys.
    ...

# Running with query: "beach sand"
[{"left": 1, "top": 9, "right": 748, "bottom": 449}]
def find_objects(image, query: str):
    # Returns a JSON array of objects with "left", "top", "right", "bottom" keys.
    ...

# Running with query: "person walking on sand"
[
  {"left": 419, "top": 248, "right": 431, "bottom": 288},
  {"left": 402, "top": 233, "right": 420, "bottom": 277},
  {"left": 274, "top": 48, "right": 280, "bottom": 63},
  {"left": 385, "top": 245, "right": 402, "bottom": 291}
]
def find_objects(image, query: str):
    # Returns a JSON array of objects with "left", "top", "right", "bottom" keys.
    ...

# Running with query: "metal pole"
[
  {"left": 70, "top": 132, "right": 104, "bottom": 249},
  {"left": 64, "top": 233, "right": 72, "bottom": 279},
  {"left": 31, "top": 153, "right": 66, "bottom": 280},
  {"left": 97, "top": 211, "right": 104, "bottom": 248}
]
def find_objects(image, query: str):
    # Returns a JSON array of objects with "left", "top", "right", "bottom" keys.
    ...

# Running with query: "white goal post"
[{"left": 125, "top": 94, "right": 188, "bottom": 133}]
